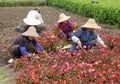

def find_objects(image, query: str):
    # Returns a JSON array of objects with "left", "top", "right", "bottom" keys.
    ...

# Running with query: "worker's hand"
[
  {"left": 28, "top": 53, "right": 33, "bottom": 57},
  {"left": 51, "top": 35, "right": 56, "bottom": 38},
  {"left": 36, "top": 48, "right": 40, "bottom": 54},
  {"left": 102, "top": 44, "right": 108, "bottom": 48},
  {"left": 77, "top": 40, "right": 82, "bottom": 48},
  {"left": 73, "top": 30, "right": 76, "bottom": 32},
  {"left": 92, "top": 40, "right": 97, "bottom": 44}
]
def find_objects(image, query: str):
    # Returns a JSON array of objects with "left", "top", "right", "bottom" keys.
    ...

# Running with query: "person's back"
[
  {"left": 26, "top": 10, "right": 44, "bottom": 24},
  {"left": 15, "top": 8, "right": 46, "bottom": 33}
]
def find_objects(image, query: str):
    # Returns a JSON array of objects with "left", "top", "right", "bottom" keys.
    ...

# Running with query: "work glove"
[{"left": 77, "top": 40, "right": 82, "bottom": 48}]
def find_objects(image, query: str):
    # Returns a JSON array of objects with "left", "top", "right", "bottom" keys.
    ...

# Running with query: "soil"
[{"left": 0, "top": 6, "right": 120, "bottom": 84}]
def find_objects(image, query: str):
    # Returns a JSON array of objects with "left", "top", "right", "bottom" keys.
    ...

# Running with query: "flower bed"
[{"left": 15, "top": 31, "right": 120, "bottom": 84}]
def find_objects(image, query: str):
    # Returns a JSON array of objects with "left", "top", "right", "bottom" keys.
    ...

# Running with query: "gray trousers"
[{"left": 15, "top": 23, "right": 46, "bottom": 33}]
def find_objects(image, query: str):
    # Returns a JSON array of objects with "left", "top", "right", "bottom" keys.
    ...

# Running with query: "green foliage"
[
  {"left": 0, "top": 67, "right": 6, "bottom": 74},
  {"left": 0, "top": 0, "right": 47, "bottom": 6},
  {"left": 48, "top": 0, "right": 120, "bottom": 28},
  {"left": 0, "top": 67, "right": 10, "bottom": 84}
]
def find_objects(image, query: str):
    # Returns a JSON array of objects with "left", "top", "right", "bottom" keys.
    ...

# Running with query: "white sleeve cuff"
[
  {"left": 71, "top": 36, "right": 79, "bottom": 43},
  {"left": 96, "top": 35, "right": 104, "bottom": 46}
]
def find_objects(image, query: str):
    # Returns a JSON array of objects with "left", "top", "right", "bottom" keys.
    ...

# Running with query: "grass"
[
  {"left": 0, "top": 0, "right": 47, "bottom": 6},
  {"left": 0, "top": 67, "right": 10, "bottom": 84}
]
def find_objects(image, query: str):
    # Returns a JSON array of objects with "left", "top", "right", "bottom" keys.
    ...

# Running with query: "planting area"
[{"left": 0, "top": 6, "right": 120, "bottom": 84}]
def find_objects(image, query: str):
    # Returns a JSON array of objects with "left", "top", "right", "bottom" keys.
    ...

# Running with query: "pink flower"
[
  {"left": 118, "top": 64, "right": 120, "bottom": 69},
  {"left": 94, "top": 75, "right": 97, "bottom": 78},
  {"left": 100, "top": 48, "right": 105, "bottom": 53},
  {"left": 52, "top": 64, "right": 57, "bottom": 69},
  {"left": 101, "top": 76, "right": 106, "bottom": 82},
  {"left": 88, "top": 68, "right": 95, "bottom": 73},
  {"left": 78, "top": 64, "right": 83, "bottom": 68},
  {"left": 32, "top": 53, "right": 36, "bottom": 56},
  {"left": 83, "top": 46, "right": 87, "bottom": 49},
  {"left": 89, "top": 49, "right": 93, "bottom": 53},
  {"left": 109, "top": 74, "right": 116, "bottom": 79},
  {"left": 53, "top": 81, "right": 58, "bottom": 84},
  {"left": 95, "top": 61, "right": 101, "bottom": 65},
  {"left": 103, "top": 71, "right": 107, "bottom": 74},
  {"left": 76, "top": 46, "right": 80, "bottom": 49},
  {"left": 64, "top": 62, "right": 71, "bottom": 70},
  {"left": 67, "top": 53, "right": 72, "bottom": 59},
  {"left": 45, "top": 82, "right": 50, "bottom": 84},
  {"left": 1, "top": 44, "right": 7, "bottom": 49}
]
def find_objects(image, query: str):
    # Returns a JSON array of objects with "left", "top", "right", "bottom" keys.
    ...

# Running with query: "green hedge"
[
  {"left": 0, "top": 0, "right": 47, "bottom": 6},
  {"left": 48, "top": 0, "right": 120, "bottom": 28}
]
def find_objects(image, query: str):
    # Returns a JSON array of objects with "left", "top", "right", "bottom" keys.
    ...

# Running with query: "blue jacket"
[{"left": 72, "top": 28, "right": 97, "bottom": 45}]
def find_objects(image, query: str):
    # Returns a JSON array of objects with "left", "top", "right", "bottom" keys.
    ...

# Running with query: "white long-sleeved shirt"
[
  {"left": 71, "top": 35, "right": 105, "bottom": 46},
  {"left": 26, "top": 10, "right": 44, "bottom": 24}
]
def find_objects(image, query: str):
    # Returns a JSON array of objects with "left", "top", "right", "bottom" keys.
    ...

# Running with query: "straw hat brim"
[
  {"left": 21, "top": 26, "right": 40, "bottom": 37},
  {"left": 57, "top": 16, "right": 70, "bottom": 23},
  {"left": 22, "top": 32, "right": 40, "bottom": 37},
  {"left": 81, "top": 25, "right": 101, "bottom": 29},
  {"left": 23, "top": 18, "right": 41, "bottom": 26}
]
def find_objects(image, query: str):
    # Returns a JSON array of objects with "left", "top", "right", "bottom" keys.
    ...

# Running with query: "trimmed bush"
[{"left": 48, "top": 0, "right": 120, "bottom": 28}]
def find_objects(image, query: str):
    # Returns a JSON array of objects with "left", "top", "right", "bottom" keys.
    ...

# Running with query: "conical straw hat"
[
  {"left": 57, "top": 13, "right": 70, "bottom": 23},
  {"left": 23, "top": 18, "right": 41, "bottom": 26},
  {"left": 22, "top": 26, "right": 40, "bottom": 37},
  {"left": 81, "top": 19, "right": 101, "bottom": 29},
  {"left": 23, "top": 10, "right": 41, "bottom": 26}
]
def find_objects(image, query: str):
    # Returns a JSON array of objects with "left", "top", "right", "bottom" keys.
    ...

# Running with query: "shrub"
[{"left": 48, "top": 0, "right": 120, "bottom": 28}]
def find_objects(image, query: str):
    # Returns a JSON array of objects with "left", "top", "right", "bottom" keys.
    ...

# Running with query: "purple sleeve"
[
  {"left": 35, "top": 43, "right": 44, "bottom": 53},
  {"left": 68, "top": 21, "right": 74, "bottom": 28},
  {"left": 20, "top": 47, "right": 29, "bottom": 56}
]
